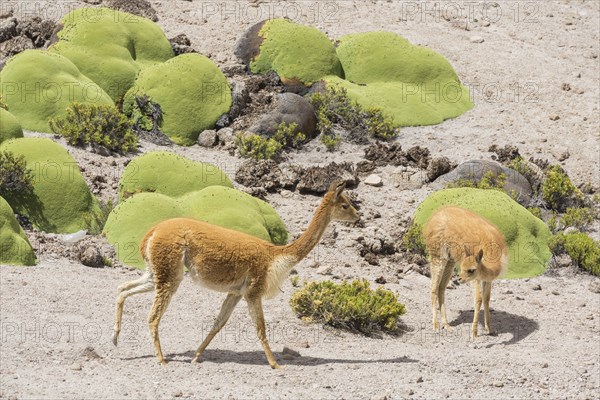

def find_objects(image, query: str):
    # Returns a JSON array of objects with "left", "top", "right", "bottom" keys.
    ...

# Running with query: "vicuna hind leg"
[
  {"left": 148, "top": 279, "right": 182, "bottom": 365},
  {"left": 430, "top": 257, "right": 445, "bottom": 331},
  {"left": 113, "top": 272, "right": 155, "bottom": 346},
  {"left": 246, "top": 295, "right": 280, "bottom": 369},
  {"left": 482, "top": 281, "right": 493, "bottom": 334},
  {"left": 438, "top": 261, "right": 454, "bottom": 331},
  {"left": 192, "top": 293, "right": 242, "bottom": 363},
  {"left": 471, "top": 280, "right": 483, "bottom": 338}
]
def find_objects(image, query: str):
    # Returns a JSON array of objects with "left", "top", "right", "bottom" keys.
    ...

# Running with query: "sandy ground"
[{"left": 1, "top": 0, "right": 600, "bottom": 399}]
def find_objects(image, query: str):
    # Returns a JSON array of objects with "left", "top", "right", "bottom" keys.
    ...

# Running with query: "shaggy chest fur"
[{"left": 263, "top": 255, "right": 297, "bottom": 299}]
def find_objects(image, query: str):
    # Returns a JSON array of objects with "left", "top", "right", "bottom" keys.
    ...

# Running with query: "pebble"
[
  {"left": 364, "top": 174, "right": 383, "bottom": 187},
  {"left": 551, "top": 290, "right": 560, "bottom": 296},
  {"left": 532, "top": 284, "right": 542, "bottom": 291},
  {"left": 416, "top": 377, "right": 423, "bottom": 383},
  {"left": 70, "top": 363, "right": 82, "bottom": 371},
  {"left": 317, "top": 265, "right": 333, "bottom": 275},
  {"left": 542, "top": 363, "right": 549, "bottom": 368},
  {"left": 549, "top": 115, "right": 560, "bottom": 121},
  {"left": 174, "top": 390, "right": 183, "bottom": 397},
  {"left": 588, "top": 281, "right": 600, "bottom": 294},
  {"left": 470, "top": 36, "right": 484, "bottom": 43},
  {"left": 280, "top": 190, "right": 293, "bottom": 198},
  {"left": 493, "top": 381, "right": 504, "bottom": 387}
]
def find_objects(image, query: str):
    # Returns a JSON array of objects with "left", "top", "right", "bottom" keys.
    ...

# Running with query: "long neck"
[{"left": 281, "top": 196, "right": 334, "bottom": 262}]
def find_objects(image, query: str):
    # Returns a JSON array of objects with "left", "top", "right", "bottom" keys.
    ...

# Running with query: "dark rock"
[
  {"left": 215, "top": 114, "right": 231, "bottom": 130},
  {"left": 375, "top": 276, "right": 387, "bottom": 284},
  {"left": 217, "top": 127, "right": 235, "bottom": 145},
  {"left": 489, "top": 144, "right": 520, "bottom": 163},
  {"left": 105, "top": 0, "right": 158, "bottom": 22},
  {"left": 168, "top": 33, "right": 195, "bottom": 55},
  {"left": 432, "top": 160, "right": 534, "bottom": 204},
  {"left": 364, "top": 253, "right": 379, "bottom": 266},
  {"left": 0, "top": 17, "right": 18, "bottom": 42},
  {"left": 233, "top": 20, "right": 267, "bottom": 66},
  {"left": 356, "top": 160, "right": 376, "bottom": 175},
  {"left": 248, "top": 92, "right": 317, "bottom": 140},
  {"left": 297, "top": 162, "right": 357, "bottom": 194},
  {"left": 364, "top": 143, "right": 430, "bottom": 168},
  {"left": 0, "top": 36, "right": 33, "bottom": 59},
  {"left": 235, "top": 159, "right": 285, "bottom": 192},
  {"left": 426, "top": 156, "right": 455, "bottom": 182},
  {"left": 80, "top": 246, "right": 104, "bottom": 268}
]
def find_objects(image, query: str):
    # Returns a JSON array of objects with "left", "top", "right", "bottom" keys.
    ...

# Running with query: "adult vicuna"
[
  {"left": 423, "top": 206, "right": 508, "bottom": 338},
  {"left": 112, "top": 181, "right": 359, "bottom": 368}
]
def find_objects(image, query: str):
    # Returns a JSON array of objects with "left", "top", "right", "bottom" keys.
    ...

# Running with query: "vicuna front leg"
[
  {"left": 246, "top": 296, "right": 280, "bottom": 369},
  {"left": 113, "top": 273, "right": 155, "bottom": 346},
  {"left": 482, "top": 281, "right": 493, "bottom": 334},
  {"left": 192, "top": 293, "right": 242, "bottom": 363},
  {"left": 471, "top": 280, "right": 483, "bottom": 338}
]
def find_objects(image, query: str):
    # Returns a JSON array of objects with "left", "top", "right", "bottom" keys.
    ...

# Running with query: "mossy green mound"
[
  {"left": 123, "top": 53, "right": 232, "bottom": 146},
  {"left": 327, "top": 32, "right": 473, "bottom": 126},
  {"left": 414, "top": 188, "right": 552, "bottom": 279},
  {"left": 51, "top": 7, "right": 174, "bottom": 100},
  {"left": 0, "top": 138, "right": 98, "bottom": 233},
  {"left": 0, "top": 108, "right": 23, "bottom": 143},
  {"left": 0, "top": 50, "right": 114, "bottom": 133},
  {"left": 0, "top": 196, "right": 36, "bottom": 266},
  {"left": 250, "top": 19, "right": 342, "bottom": 85},
  {"left": 104, "top": 186, "right": 288, "bottom": 268},
  {"left": 119, "top": 151, "right": 232, "bottom": 200}
]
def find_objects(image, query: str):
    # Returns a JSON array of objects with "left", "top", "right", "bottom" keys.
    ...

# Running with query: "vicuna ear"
[
  {"left": 332, "top": 181, "right": 346, "bottom": 200},
  {"left": 476, "top": 248, "right": 484, "bottom": 263}
]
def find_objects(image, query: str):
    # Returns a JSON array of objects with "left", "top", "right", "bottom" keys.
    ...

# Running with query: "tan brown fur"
[
  {"left": 112, "top": 181, "right": 359, "bottom": 368},
  {"left": 423, "top": 206, "right": 508, "bottom": 338}
]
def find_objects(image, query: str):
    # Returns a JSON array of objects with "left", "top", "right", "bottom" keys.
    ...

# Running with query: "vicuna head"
[
  {"left": 326, "top": 181, "right": 360, "bottom": 223},
  {"left": 459, "top": 244, "right": 485, "bottom": 283}
]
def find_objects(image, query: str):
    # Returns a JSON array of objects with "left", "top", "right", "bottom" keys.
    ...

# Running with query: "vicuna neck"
[
  {"left": 281, "top": 195, "right": 334, "bottom": 263},
  {"left": 478, "top": 262, "right": 501, "bottom": 282}
]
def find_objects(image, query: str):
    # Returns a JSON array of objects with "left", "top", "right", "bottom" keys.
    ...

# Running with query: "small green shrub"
[
  {"left": 446, "top": 171, "right": 506, "bottom": 192},
  {"left": 289, "top": 275, "right": 300, "bottom": 287},
  {"left": 49, "top": 103, "right": 137, "bottom": 153},
  {"left": 310, "top": 85, "right": 398, "bottom": 144},
  {"left": 102, "top": 255, "right": 113, "bottom": 268},
  {"left": 82, "top": 199, "right": 115, "bottom": 234},
  {"left": 289, "top": 279, "right": 406, "bottom": 334},
  {"left": 402, "top": 222, "right": 427, "bottom": 256},
  {"left": 235, "top": 122, "right": 304, "bottom": 160},
  {"left": 507, "top": 157, "right": 538, "bottom": 188},
  {"left": 549, "top": 232, "right": 600, "bottom": 276},
  {"left": 320, "top": 133, "right": 341, "bottom": 151},
  {"left": 541, "top": 165, "right": 580, "bottom": 211},
  {"left": 560, "top": 207, "right": 595, "bottom": 230},
  {"left": 0, "top": 151, "right": 33, "bottom": 196},
  {"left": 126, "top": 95, "right": 164, "bottom": 136}
]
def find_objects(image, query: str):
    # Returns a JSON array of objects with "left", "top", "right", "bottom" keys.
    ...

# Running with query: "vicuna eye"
[
  {"left": 342, "top": 204, "right": 349, "bottom": 209},
  {"left": 467, "top": 268, "right": 476, "bottom": 274}
]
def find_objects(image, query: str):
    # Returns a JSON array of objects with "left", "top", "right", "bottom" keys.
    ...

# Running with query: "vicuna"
[
  {"left": 423, "top": 206, "right": 508, "bottom": 338},
  {"left": 112, "top": 181, "right": 359, "bottom": 368}
]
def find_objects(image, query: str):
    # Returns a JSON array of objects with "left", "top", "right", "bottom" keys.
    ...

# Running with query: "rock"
[
  {"left": 93, "top": 145, "right": 112, "bottom": 157},
  {"left": 216, "top": 127, "right": 235, "bottom": 145},
  {"left": 229, "top": 80, "right": 249, "bottom": 119},
  {"left": 296, "top": 162, "right": 357, "bottom": 194},
  {"left": 80, "top": 246, "right": 104, "bottom": 268},
  {"left": 169, "top": 33, "right": 195, "bottom": 55},
  {"left": 375, "top": 276, "right": 387, "bottom": 284},
  {"left": 282, "top": 346, "right": 301, "bottom": 358},
  {"left": 105, "top": 0, "right": 158, "bottom": 22},
  {"left": 549, "top": 115, "right": 560, "bottom": 121},
  {"left": 554, "top": 253, "right": 572, "bottom": 268},
  {"left": 551, "top": 290, "right": 559, "bottom": 296},
  {"left": 0, "top": 36, "right": 34, "bottom": 59},
  {"left": 493, "top": 381, "right": 504, "bottom": 387},
  {"left": 432, "top": 160, "right": 534, "bottom": 205},
  {"left": 174, "top": 390, "right": 183, "bottom": 397},
  {"left": 233, "top": 20, "right": 267, "bottom": 66},
  {"left": 426, "top": 156, "right": 455, "bottom": 182},
  {"left": 532, "top": 284, "right": 542, "bottom": 291},
  {"left": 488, "top": 144, "right": 520, "bottom": 163},
  {"left": 197, "top": 130, "right": 218, "bottom": 147},
  {"left": 365, "top": 143, "right": 430, "bottom": 168},
  {"left": 0, "top": 17, "right": 18, "bottom": 42},
  {"left": 364, "top": 253, "right": 379, "bottom": 266},
  {"left": 470, "top": 36, "right": 485, "bottom": 43},
  {"left": 364, "top": 174, "right": 383, "bottom": 187},
  {"left": 551, "top": 146, "right": 570, "bottom": 161},
  {"left": 235, "top": 159, "right": 289, "bottom": 192},
  {"left": 69, "top": 363, "right": 82, "bottom": 371},
  {"left": 564, "top": 227, "right": 579, "bottom": 235},
  {"left": 248, "top": 92, "right": 317, "bottom": 140},
  {"left": 317, "top": 265, "right": 333, "bottom": 275},
  {"left": 542, "top": 362, "right": 548, "bottom": 368},
  {"left": 516, "top": 296, "right": 524, "bottom": 300},
  {"left": 588, "top": 281, "right": 600, "bottom": 294},
  {"left": 416, "top": 377, "right": 423, "bottom": 383}
]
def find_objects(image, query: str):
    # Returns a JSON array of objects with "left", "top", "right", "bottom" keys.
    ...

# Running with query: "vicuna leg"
[
  {"left": 430, "top": 257, "right": 444, "bottom": 331},
  {"left": 192, "top": 293, "right": 242, "bottom": 363},
  {"left": 482, "top": 281, "right": 493, "bottom": 334},
  {"left": 148, "top": 280, "right": 182, "bottom": 365},
  {"left": 246, "top": 296, "right": 280, "bottom": 369},
  {"left": 472, "top": 280, "right": 483, "bottom": 338},
  {"left": 113, "top": 272, "right": 155, "bottom": 346},
  {"left": 438, "top": 261, "right": 454, "bottom": 331}
]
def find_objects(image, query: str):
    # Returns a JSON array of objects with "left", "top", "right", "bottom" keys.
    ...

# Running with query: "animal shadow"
[{"left": 451, "top": 309, "right": 539, "bottom": 347}]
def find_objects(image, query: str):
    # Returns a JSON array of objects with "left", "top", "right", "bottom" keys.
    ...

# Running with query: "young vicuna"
[
  {"left": 112, "top": 181, "right": 359, "bottom": 368},
  {"left": 423, "top": 206, "right": 508, "bottom": 338}
]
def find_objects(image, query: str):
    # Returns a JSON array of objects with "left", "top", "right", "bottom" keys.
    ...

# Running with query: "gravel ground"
[{"left": 1, "top": 0, "right": 599, "bottom": 399}]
